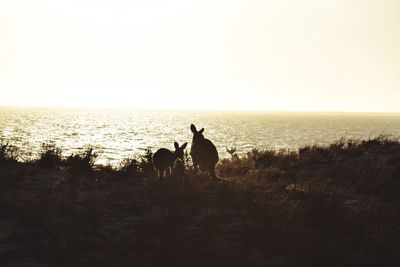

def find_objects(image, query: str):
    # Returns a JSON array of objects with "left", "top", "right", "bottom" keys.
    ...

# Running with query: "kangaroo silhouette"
[
  {"left": 152, "top": 142, "right": 187, "bottom": 181},
  {"left": 190, "top": 124, "right": 219, "bottom": 178}
]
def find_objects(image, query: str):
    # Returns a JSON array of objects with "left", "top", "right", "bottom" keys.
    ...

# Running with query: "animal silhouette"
[
  {"left": 152, "top": 142, "right": 188, "bottom": 181},
  {"left": 190, "top": 124, "right": 219, "bottom": 178}
]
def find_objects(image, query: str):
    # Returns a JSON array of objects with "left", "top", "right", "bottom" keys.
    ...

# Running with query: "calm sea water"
[{"left": 1, "top": 107, "right": 400, "bottom": 165}]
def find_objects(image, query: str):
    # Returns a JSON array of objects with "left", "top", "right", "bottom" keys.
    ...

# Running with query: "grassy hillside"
[{"left": 1, "top": 137, "right": 400, "bottom": 266}]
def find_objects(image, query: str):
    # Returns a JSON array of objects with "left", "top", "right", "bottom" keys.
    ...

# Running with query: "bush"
[
  {"left": 118, "top": 157, "right": 141, "bottom": 176},
  {"left": 66, "top": 146, "right": 97, "bottom": 172},
  {"left": 138, "top": 148, "right": 154, "bottom": 176},
  {"left": 36, "top": 142, "right": 63, "bottom": 168},
  {"left": 0, "top": 140, "right": 19, "bottom": 163}
]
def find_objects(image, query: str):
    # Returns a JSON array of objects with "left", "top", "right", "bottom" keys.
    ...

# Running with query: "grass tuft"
[
  {"left": 66, "top": 146, "right": 98, "bottom": 172},
  {"left": 0, "top": 139, "right": 20, "bottom": 163},
  {"left": 36, "top": 142, "right": 63, "bottom": 168}
]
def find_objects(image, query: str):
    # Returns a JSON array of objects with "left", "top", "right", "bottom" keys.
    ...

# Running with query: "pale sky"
[{"left": 0, "top": 0, "right": 399, "bottom": 112}]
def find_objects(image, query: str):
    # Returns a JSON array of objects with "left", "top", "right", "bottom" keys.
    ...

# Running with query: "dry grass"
[{"left": 0, "top": 137, "right": 400, "bottom": 266}]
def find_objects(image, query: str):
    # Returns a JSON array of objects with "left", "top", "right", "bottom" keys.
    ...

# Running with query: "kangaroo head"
[
  {"left": 174, "top": 142, "right": 188, "bottom": 160},
  {"left": 190, "top": 124, "right": 204, "bottom": 142}
]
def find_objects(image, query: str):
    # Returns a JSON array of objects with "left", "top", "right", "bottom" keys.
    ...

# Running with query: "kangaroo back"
[
  {"left": 190, "top": 124, "right": 219, "bottom": 177},
  {"left": 152, "top": 148, "right": 174, "bottom": 170},
  {"left": 191, "top": 138, "right": 219, "bottom": 168},
  {"left": 152, "top": 142, "right": 188, "bottom": 181}
]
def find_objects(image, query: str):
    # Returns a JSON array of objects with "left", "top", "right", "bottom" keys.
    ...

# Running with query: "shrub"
[
  {"left": 249, "top": 149, "right": 278, "bottom": 168},
  {"left": 118, "top": 157, "right": 141, "bottom": 177},
  {"left": 0, "top": 140, "right": 20, "bottom": 163},
  {"left": 138, "top": 148, "right": 154, "bottom": 176},
  {"left": 217, "top": 157, "right": 252, "bottom": 177},
  {"left": 36, "top": 142, "right": 63, "bottom": 168},
  {"left": 66, "top": 146, "right": 97, "bottom": 172}
]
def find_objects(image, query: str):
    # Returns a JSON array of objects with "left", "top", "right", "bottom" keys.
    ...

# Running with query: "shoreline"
[{"left": 1, "top": 135, "right": 399, "bottom": 169}]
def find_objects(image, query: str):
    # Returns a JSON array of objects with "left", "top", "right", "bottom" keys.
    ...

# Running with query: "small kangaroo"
[
  {"left": 190, "top": 124, "right": 219, "bottom": 178},
  {"left": 152, "top": 142, "right": 188, "bottom": 181}
]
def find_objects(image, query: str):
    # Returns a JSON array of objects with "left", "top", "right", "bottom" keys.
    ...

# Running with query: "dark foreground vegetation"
[{"left": 1, "top": 137, "right": 400, "bottom": 266}]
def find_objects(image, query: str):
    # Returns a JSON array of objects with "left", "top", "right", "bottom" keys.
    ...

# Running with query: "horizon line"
[{"left": 1, "top": 104, "right": 400, "bottom": 115}]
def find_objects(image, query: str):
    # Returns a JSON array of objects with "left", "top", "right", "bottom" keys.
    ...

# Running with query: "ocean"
[{"left": 1, "top": 107, "right": 400, "bottom": 165}]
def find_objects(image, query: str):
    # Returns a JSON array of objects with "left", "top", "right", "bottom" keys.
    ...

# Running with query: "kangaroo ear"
[
  {"left": 199, "top": 128, "right": 204, "bottom": 134},
  {"left": 174, "top": 142, "right": 179, "bottom": 149},
  {"left": 190, "top": 124, "right": 197, "bottom": 133},
  {"left": 181, "top": 142, "right": 188, "bottom": 149}
]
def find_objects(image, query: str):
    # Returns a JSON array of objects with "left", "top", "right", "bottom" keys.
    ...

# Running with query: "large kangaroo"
[
  {"left": 152, "top": 142, "right": 187, "bottom": 181},
  {"left": 190, "top": 124, "right": 219, "bottom": 178}
]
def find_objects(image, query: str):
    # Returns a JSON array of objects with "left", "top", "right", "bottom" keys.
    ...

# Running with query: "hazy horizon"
[
  {"left": 1, "top": 0, "right": 400, "bottom": 112},
  {"left": 2, "top": 103, "right": 400, "bottom": 115}
]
